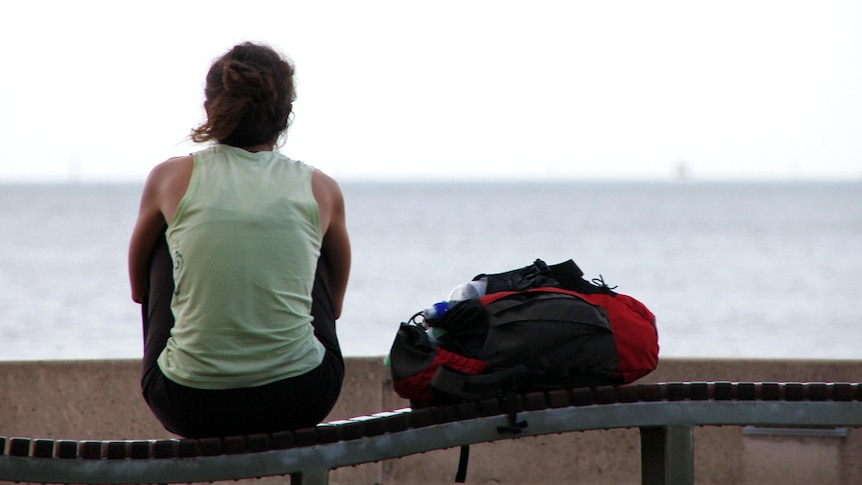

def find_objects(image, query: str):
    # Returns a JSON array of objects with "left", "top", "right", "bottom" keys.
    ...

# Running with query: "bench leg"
[
  {"left": 640, "top": 425, "right": 694, "bottom": 485},
  {"left": 290, "top": 468, "right": 329, "bottom": 485}
]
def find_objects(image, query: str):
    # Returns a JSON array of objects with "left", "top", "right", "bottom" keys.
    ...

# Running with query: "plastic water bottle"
[
  {"left": 421, "top": 277, "right": 488, "bottom": 320},
  {"left": 448, "top": 278, "right": 487, "bottom": 302}
]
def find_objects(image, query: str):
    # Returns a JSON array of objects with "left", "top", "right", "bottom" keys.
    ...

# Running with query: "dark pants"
[{"left": 140, "top": 234, "right": 344, "bottom": 438}]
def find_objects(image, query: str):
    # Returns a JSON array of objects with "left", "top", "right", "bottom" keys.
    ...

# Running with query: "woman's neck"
[{"left": 237, "top": 142, "right": 275, "bottom": 153}]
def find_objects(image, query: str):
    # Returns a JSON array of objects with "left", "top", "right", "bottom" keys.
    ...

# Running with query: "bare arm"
[
  {"left": 128, "top": 156, "right": 193, "bottom": 303},
  {"left": 312, "top": 169, "right": 351, "bottom": 319},
  {"left": 128, "top": 171, "right": 166, "bottom": 304}
]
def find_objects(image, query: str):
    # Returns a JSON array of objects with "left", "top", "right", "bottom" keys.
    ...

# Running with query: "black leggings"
[{"left": 140, "top": 234, "right": 344, "bottom": 438}]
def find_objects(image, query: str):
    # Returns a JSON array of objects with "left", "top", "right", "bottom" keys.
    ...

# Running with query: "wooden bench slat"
[
  {"left": 199, "top": 437, "right": 222, "bottom": 456},
  {"left": 293, "top": 427, "right": 317, "bottom": 447},
  {"left": 79, "top": 441, "right": 102, "bottom": 459},
  {"left": 106, "top": 441, "right": 127, "bottom": 459},
  {"left": 177, "top": 438, "right": 201, "bottom": 457},
  {"left": 247, "top": 433, "right": 270, "bottom": 452},
  {"left": 9, "top": 438, "right": 30, "bottom": 457},
  {"left": 269, "top": 430, "right": 293, "bottom": 450},
  {"left": 153, "top": 439, "right": 177, "bottom": 458},
  {"left": 56, "top": 440, "right": 77, "bottom": 459}
]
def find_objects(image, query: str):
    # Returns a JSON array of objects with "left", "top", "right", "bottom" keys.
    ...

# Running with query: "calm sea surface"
[{"left": 1, "top": 181, "right": 860, "bottom": 361}]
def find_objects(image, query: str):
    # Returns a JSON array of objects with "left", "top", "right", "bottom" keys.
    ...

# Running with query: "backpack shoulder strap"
[
  {"left": 480, "top": 258, "right": 586, "bottom": 293},
  {"left": 547, "top": 259, "right": 586, "bottom": 289}
]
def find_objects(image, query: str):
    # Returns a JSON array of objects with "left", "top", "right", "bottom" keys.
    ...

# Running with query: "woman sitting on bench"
[{"left": 127, "top": 42, "right": 351, "bottom": 438}]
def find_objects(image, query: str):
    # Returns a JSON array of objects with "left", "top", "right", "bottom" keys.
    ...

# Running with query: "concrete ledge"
[{"left": 1, "top": 357, "right": 860, "bottom": 484}]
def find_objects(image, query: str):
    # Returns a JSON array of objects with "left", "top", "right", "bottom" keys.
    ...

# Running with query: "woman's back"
[{"left": 160, "top": 144, "right": 325, "bottom": 390}]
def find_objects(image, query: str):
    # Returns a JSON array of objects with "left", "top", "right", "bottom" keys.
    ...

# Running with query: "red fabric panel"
[{"left": 392, "top": 347, "right": 489, "bottom": 407}]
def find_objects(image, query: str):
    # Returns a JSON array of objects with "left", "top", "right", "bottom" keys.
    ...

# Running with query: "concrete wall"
[{"left": 1, "top": 357, "right": 860, "bottom": 484}]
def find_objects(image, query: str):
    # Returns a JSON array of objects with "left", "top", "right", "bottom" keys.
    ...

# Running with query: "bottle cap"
[{"left": 423, "top": 301, "right": 450, "bottom": 319}]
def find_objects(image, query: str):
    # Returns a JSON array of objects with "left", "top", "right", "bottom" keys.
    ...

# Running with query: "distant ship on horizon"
[{"left": 673, "top": 160, "right": 690, "bottom": 181}]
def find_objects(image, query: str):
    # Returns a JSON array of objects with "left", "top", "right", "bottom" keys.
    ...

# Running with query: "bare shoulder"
[
  {"left": 311, "top": 169, "right": 344, "bottom": 205},
  {"left": 311, "top": 169, "right": 345, "bottom": 234},
  {"left": 145, "top": 155, "right": 194, "bottom": 224},
  {"left": 145, "top": 155, "right": 193, "bottom": 195},
  {"left": 311, "top": 168, "right": 340, "bottom": 190},
  {"left": 150, "top": 155, "right": 193, "bottom": 182}
]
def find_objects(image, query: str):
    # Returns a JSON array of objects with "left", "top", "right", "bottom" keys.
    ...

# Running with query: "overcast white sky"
[{"left": 1, "top": 0, "right": 861, "bottom": 182}]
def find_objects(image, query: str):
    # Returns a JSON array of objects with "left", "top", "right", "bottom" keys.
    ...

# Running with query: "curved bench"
[{"left": 1, "top": 381, "right": 860, "bottom": 484}]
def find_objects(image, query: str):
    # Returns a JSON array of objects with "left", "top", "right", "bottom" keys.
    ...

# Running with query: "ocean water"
[{"left": 0, "top": 181, "right": 860, "bottom": 362}]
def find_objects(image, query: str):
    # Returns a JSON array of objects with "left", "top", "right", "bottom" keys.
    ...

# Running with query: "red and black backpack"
[{"left": 389, "top": 259, "right": 659, "bottom": 408}]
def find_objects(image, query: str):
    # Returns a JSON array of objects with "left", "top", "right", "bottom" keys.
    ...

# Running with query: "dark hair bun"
[
  {"left": 222, "top": 60, "right": 276, "bottom": 105},
  {"left": 191, "top": 43, "right": 296, "bottom": 147}
]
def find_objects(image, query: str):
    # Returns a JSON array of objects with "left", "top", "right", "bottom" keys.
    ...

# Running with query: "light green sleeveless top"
[{"left": 159, "top": 144, "right": 325, "bottom": 390}]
